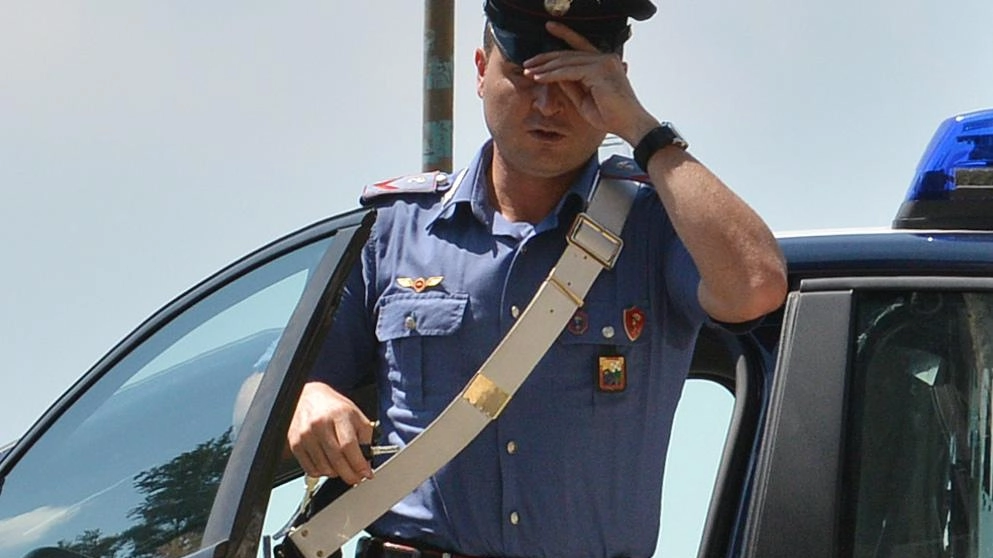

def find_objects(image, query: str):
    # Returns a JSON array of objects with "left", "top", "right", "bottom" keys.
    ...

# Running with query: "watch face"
[{"left": 661, "top": 122, "right": 688, "bottom": 148}]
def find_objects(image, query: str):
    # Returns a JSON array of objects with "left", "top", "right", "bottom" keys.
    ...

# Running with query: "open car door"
[{"left": 0, "top": 209, "right": 373, "bottom": 558}]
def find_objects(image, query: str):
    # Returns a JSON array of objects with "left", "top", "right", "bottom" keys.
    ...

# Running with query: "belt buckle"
[
  {"left": 567, "top": 212, "right": 623, "bottom": 269},
  {"left": 381, "top": 541, "right": 455, "bottom": 558},
  {"left": 381, "top": 541, "right": 422, "bottom": 558}
]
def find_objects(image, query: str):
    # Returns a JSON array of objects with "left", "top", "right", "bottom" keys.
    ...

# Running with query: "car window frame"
[
  {"left": 741, "top": 276, "right": 993, "bottom": 558},
  {"left": 741, "top": 285, "right": 854, "bottom": 558},
  {"left": 693, "top": 321, "right": 777, "bottom": 558},
  {"left": 200, "top": 209, "right": 373, "bottom": 555},
  {"left": 0, "top": 207, "right": 374, "bottom": 558}
]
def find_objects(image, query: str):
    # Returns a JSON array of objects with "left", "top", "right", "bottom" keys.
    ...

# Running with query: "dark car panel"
[{"left": 743, "top": 289, "right": 853, "bottom": 557}]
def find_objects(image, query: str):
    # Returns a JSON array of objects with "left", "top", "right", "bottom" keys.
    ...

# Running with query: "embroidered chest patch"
[{"left": 597, "top": 355, "right": 627, "bottom": 392}]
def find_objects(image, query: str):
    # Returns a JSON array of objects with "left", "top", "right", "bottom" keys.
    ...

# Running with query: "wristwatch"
[{"left": 633, "top": 122, "right": 688, "bottom": 171}]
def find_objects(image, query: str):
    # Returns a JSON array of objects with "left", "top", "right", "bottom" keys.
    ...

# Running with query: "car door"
[
  {"left": 0, "top": 208, "right": 373, "bottom": 558},
  {"left": 739, "top": 276, "right": 993, "bottom": 558},
  {"left": 670, "top": 320, "right": 777, "bottom": 558}
]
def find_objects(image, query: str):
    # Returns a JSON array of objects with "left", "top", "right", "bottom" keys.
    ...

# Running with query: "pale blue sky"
[{"left": 1, "top": 4, "right": 991, "bottom": 547}]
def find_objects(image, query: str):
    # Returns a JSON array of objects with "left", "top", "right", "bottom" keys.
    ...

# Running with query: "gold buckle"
[
  {"left": 462, "top": 373, "right": 510, "bottom": 420},
  {"left": 567, "top": 213, "right": 624, "bottom": 269}
]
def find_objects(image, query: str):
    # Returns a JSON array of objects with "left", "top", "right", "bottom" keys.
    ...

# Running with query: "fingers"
[
  {"left": 519, "top": 25, "right": 644, "bottom": 138},
  {"left": 555, "top": 80, "right": 590, "bottom": 114},
  {"left": 522, "top": 47, "right": 625, "bottom": 130},
  {"left": 523, "top": 21, "right": 614, "bottom": 70},
  {"left": 544, "top": 21, "right": 598, "bottom": 52},
  {"left": 524, "top": 52, "right": 598, "bottom": 80},
  {"left": 328, "top": 413, "right": 375, "bottom": 483},
  {"left": 522, "top": 25, "right": 625, "bottom": 88},
  {"left": 288, "top": 381, "right": 375, "bottom": 485}
]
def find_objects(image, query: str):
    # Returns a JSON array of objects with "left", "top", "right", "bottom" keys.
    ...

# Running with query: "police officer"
[{"left": 289, "top": 1, "right": 787, "bottom": 556}]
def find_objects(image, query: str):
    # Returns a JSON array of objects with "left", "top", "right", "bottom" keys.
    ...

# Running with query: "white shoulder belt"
[{"left": 288, "top": 174, "right": 642, "bottom": 557}]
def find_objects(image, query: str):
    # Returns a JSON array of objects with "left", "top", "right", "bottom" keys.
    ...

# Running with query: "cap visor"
[{"left": 490, "top": 24, "right": 569, "bottom": 65}]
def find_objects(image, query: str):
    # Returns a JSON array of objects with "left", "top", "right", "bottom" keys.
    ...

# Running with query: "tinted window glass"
[
  {"left": 847, "top": 290, "right": 993, "bottom": 557},
  {"left": 0, "top": 238, "right": 330, "bottom": 558}
]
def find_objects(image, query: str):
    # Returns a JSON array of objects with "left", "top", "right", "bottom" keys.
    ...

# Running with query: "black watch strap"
[{"left": 633, "top": 123, "right": 688, "bottom": 171}]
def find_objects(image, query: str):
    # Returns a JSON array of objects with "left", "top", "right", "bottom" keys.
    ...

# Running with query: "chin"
[
  {"left": 492, "top": 136, "right": 594, "bottom": 179},
  {"left": 525, "top": 147, "right": 589, "bottom": 173},
  {"left": 517, "top": 158, "right": 579, "bottom": 179}
]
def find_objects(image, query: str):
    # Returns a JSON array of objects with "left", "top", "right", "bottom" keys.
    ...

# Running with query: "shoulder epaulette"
[
  {"left": 360, "top": 171, "right": 452, "bottom": 206},
  {"left": 600, "top": 154, "right": 651, "bottom": 182}
]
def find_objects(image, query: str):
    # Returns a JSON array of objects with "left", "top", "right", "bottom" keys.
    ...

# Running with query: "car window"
[
  {"left": 122, "top": 273, "right": 309, "bottom": 392},
  {"left": 846, "top": 290, "right": 993, "bottom": 557},
  {"left": 658, "top": 378, "right": 735, "bottom": 557},
  {"left": 0, "top": 237, "right": 331, "bottom": 558}
]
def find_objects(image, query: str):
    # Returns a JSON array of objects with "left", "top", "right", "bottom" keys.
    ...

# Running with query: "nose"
[{"left": 532, "top": 82, "right": 564, "bottom": 116}]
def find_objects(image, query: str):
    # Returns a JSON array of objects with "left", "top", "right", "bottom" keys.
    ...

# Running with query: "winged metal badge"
[{"left": 396, "top": 276, "right": 444, "bottom": 293}]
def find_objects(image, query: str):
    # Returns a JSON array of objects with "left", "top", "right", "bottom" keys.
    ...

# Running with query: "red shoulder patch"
[{"left": 360, "top": 171, "right": 451, "bottom": 205}]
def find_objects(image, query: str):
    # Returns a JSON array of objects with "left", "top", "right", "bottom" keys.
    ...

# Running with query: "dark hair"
[{"left": 483, "top": 21, "right": 495, "bottom": 54}]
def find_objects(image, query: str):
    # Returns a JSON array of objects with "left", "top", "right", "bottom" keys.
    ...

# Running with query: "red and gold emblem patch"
[
  {"left": 623, "top": 306, "right": 646, "bottom": 342},
  {"left": 598, "top": 355, "right": 626, "bottom": 392}
]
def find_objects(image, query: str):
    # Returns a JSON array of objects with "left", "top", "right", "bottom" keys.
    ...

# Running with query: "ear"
[
  {"left": 622, "top": 60, "right": 629, "bottom": 74},
  {"left": 474, "top": 48, "right": 487, "bottom": 98}
]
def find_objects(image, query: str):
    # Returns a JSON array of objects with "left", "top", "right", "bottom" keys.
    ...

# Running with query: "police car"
[{"left": 0, "top": 108, "right": 991, "bottom": 558}]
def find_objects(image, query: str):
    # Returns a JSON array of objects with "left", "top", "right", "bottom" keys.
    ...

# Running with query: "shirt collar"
[
  {"left": 429, "top": 140, "right": 601, "bottom": 232},
  {"left": 539, "top": 155, "right": 599, "bottom": 233}
]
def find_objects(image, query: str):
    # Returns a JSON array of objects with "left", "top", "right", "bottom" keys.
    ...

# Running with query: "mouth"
[{"left": 528, "top": 127, "right": 566, "bottom": 142}]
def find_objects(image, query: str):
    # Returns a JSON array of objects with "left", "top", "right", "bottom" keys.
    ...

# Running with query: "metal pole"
[{"left": 423, "top": 0, "right": 454, "bottom": 172}]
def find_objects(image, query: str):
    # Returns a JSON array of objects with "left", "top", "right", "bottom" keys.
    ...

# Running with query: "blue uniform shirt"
[{"left": 313, "top": 141, "right": 707, "bottom": 557}]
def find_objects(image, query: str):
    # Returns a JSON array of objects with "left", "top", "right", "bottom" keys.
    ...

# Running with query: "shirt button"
[
  {"left": 404, "top": 316, "right": 417, "bottom": 331},
  {"left": 602, "top": 326, "right": 615, "bottom": 339},
  {"left": 510, "top": 305, "right": 521, "bottom": 319},
  {"left": 509, "top": 511, "right": 520, "bottom": 525},
  {"left": 506, "top": 441, "right": 517, "bottom": 454}
]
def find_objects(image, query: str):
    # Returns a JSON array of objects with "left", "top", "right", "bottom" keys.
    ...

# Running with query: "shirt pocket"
[
  {"left": 556, "top": 295, "right": 651, "bottom": 415},
  {"left": 376, "top": 292, "right": 469, "bottom": 410}
]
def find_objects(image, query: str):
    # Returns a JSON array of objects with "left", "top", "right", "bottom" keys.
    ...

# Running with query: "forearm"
[{"left": 642, "top": 144, "right": 787, "bottom": 323}]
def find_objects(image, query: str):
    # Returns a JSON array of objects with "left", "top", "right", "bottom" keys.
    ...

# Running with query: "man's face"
[{"left": 475, "top": 43, "right": 606, "bottom": 180}]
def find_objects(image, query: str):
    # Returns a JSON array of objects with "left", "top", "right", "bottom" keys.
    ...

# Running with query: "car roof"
[{"left": 777, "top": 228, "right": 993, "bottom": 279}]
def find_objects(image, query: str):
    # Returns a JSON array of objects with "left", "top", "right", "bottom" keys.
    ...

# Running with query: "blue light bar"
[{"left": 894, "top": 108, "right": 993, "bottom": 230}]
